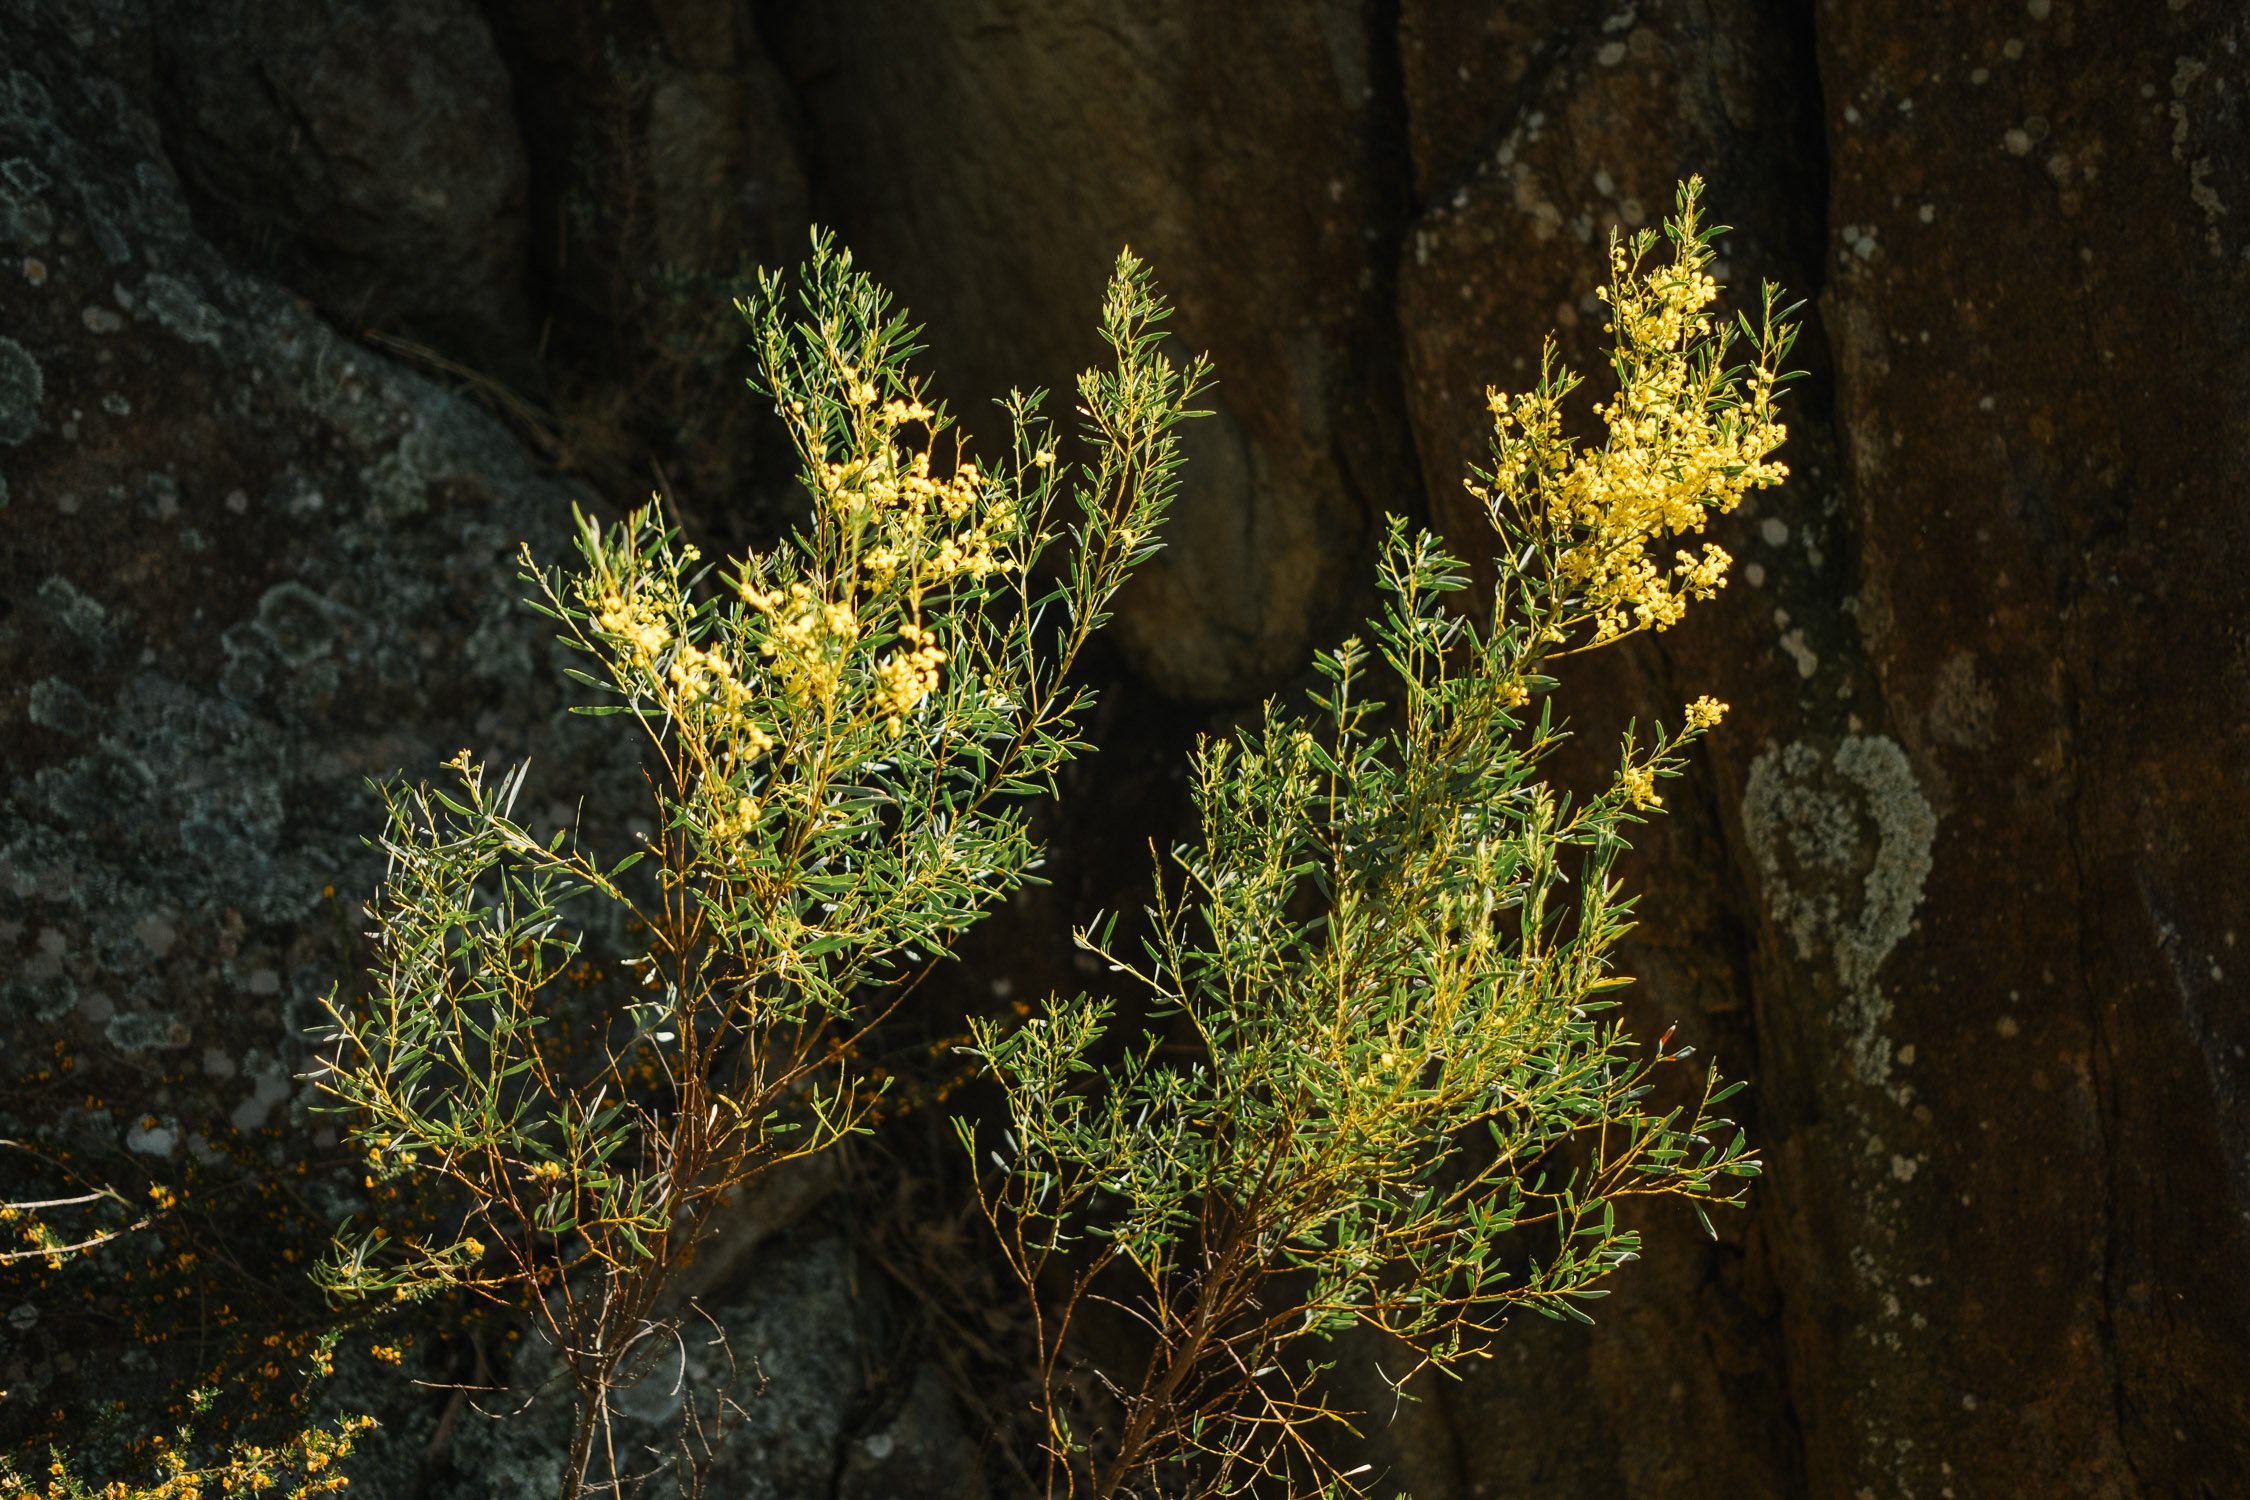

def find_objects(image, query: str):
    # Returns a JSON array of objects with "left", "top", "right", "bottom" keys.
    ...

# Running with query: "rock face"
[
  {"left": 769, "top": 0, "right": 1419, "bottom": 702},
  {"left": 149, "top": 0, "right": 532, "bottom": 372},
  {"left": 478, "top": 0, "right": 811, "bottom": 529},
  {"left": 1781, "top": 6, "right": 2249, "bottom": 1493},
  {"left": 4, "top": 0, "right": 2247, "bottom": 1496},
  {"left": 0, "top": 5, "right": 949, "bottom": 1492}
]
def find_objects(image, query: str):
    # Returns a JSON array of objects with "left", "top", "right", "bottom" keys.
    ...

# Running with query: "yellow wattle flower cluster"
[
  {"left": 923, "top": 517, "right": 1009, "bottom": 587},
  {"left": 665, "top": 639, "right": 745, "bottom": 709},
  {"left": 1476, "top": 181, "right": 1789, "bottom": 647},
  {"left": 814, "top": 408, "right": 1016, "bottom": 593},
  {"left": 582, "top": 371, "right": 1039, "bottom": 809},
  {"left": 744, "top": 579, "right": 856, "bottom": 711},
  {"left": 593, "top": 583, "right": 672, "bottom": 670},
  {"left": 4, "top": 1413, "right": 378, "bottom": 1500},
  {"left": 594, "top": 575, "right": 773, "bottom": 762},
  {"left": 712, "top": 792, "right": 760, "bottom": 841},
  {"left": 874, "top": 622, "right": 945, "bottom": 736},
  {"left": 577, "top": 389, "right": 1033, "bottom": 867},
  {"left": 752, "top": 387, "right": 1018, "bottom": 734}
]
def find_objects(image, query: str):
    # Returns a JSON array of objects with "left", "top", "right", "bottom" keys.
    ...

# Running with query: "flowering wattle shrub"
[
  {"left": 964, "top": 177, "right": 1795, "bottom": 1500},
  {"left": 311, "top": 236, "right": 1205, "bottom": 1500}
]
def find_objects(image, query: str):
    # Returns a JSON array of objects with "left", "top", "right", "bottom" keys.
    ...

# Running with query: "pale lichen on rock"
[
  {"left": 0, "top": 334, "right": 44, "bottom": 444},
  {"left": 1741, "top": 734, "right": 1936, "bottom": 1085}
]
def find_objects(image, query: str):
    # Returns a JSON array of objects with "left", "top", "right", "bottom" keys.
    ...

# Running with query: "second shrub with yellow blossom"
[{"left": 965, "top": 177, "right": 1788, "bottom": 1500}]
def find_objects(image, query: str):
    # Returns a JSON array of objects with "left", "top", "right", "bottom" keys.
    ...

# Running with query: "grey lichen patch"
[
  {"left": 126, "top": 158, "right": 195, "bottom": 242},
  {"left": 252, "top": 580, "right": 357, "bottom": 668},
  {"left": 1, "top": 157, "right": 51, "bottom": 196},
  {"left": 138, "top": 270, "right": 224, "bottom": 347},
  {"left": 79, "top": 186, "right": 133, "bottom": 267},
  {"left": 105, "top": 1006, "right": 189, "bottom": 1053},
  {"left": 462, "top": 597, "right": 536, "bottom": 682},
  {"left": 1779, "top": 627, "right": 1820, "bottom": 679},
  {"left": 215, "top": 581, "right": 367, "bottom": 714},
  {"left": 229, "top": 1061, "right": 294, "bottom": 1132},
  {"left": 355, "top": 403, "right": 487, "bottom": 524},
  {"left": 34, "top": 742, "right": 158, "bottom": 830},
  {"left": 177, "top": 779, "right": 289, "bottom": 899},
  {"left": 0, "top": 69, "right": 54, "bottom": 131},
  {"left": 0, "top": 334, "right": 45, "bottom": 444},
  {"left": 2170, "top": 55, "right": 2232, "bottom": 257},
  {"left": 125, "top": 1115, "right": 180, "bottom": 1158},
  {"left": 1742, "top": 735, "right": 1937, "bottom": 1086},
  {"left": 35, "top": 574, "right": 108, "bottom": 640},
  {"left": 1927, "top": 650, "right": 1998, "bottom": 750},
  {"left": 27, "top": 677, "right": 96, "bottom": 737},
  {"left": 133, "top": 910, "right": 176, "bottom": 957},
  {"left": 2, "top": 973, "right": 75, "bottom": 1025},
  {"left": 1744, "top": 735, "right": 1935, "bottom": 989},
  {"left": 0, "top": 156, "right": 54, "bottom": 246}
]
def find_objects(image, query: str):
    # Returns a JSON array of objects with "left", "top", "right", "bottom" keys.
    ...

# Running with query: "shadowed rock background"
[{"left": 3, "top": 0, "right": 2245, "bottom": 1496}]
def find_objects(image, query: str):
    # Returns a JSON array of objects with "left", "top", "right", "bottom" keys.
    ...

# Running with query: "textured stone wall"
[{"left": 3, "top": 1, "right": 2244, "bottom": 1495}]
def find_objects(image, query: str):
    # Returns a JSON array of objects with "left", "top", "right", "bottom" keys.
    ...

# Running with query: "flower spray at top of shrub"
[
  {"left": 962, "top": 178, "right": 1796, "bottom": 1500},
  {"left": 309, "top": 235, "right": 1206, "bottom": 1500}
]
